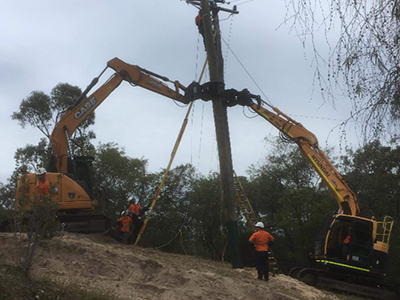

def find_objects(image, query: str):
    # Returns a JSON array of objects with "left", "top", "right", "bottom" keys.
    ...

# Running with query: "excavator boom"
[
  {"left": 51, "top": 57, "right": 188, "bottom": 174},
  {"left": 184, "top": 83, "right": 359, "bottom": 215},
  {"left": 248, "top": 102, "right": 360, "bottom": 216}
]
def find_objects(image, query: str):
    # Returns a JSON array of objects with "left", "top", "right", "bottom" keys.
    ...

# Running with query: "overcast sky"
[{"left": 0, "top": 0, "right": 359, "bottom": 184}]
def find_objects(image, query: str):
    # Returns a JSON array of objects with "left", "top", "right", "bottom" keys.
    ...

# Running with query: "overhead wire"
[
  {"left": 221, "top": 36, "right": 274, "bottom": 107},
  {"left": 222, "top": 7, "right": 235, "bottom": 73},
  {"left": 221, "top": 34, "right": 351, "bottom": 126},
  {"left": 228, "top": 0, "right": 256, "bottom": 5}
]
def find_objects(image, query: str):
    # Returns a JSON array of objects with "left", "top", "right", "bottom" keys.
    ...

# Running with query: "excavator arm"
[
  {"left": 247, "top": 100, "right": 359, "bottom": 216},
  {"left": 184, "top": 83, "right": 359, "bottom": 216},
  {"left": 51, "top": 57, "right": 189, "bottom": 174}
]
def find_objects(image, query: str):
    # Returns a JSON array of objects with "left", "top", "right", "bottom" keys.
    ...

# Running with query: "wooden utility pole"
[{"left": 200, "top": 0, "right": 243, "bottom": 268}]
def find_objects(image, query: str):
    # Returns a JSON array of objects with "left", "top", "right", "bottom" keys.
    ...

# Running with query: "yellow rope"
[{"left": 134, "top": 57, "right": 209, "bottom": 246}]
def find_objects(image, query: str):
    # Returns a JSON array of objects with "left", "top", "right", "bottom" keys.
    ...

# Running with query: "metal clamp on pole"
[{"left": 184, "top": 81, "right": 225, "bottom": 102}]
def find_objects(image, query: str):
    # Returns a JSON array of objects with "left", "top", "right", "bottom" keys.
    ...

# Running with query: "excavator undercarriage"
[{"left": 289, "top": 266, "right": 400, "bottom": 299}]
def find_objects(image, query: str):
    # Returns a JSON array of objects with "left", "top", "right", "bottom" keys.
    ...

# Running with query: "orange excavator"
[
  {"left": 185, "top": 83, "right": 397, "bottom": 299},
  {"left": 14, "top": 57, "right": 189, "bottom": 233}
]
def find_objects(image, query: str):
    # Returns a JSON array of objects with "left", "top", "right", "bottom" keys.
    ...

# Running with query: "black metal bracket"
[
  {"left": 184, "top": 81, "right": 261, "bottom": 108},
  {"left": 184, "top": 81, "right": 225, "bottom": 102}
]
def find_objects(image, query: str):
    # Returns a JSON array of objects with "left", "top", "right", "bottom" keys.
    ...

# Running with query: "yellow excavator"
[
  {"left": 14, "top": 57, "right": 190, "bottom": 233},
  {"left": 185, "top": 82, "right": 397, "bottom": 299}
]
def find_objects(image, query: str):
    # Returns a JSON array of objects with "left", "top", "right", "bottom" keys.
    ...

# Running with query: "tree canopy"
[
  {"left": 284, "top": 0, "right": 400, "bottom": 139},
  {"left": 339, "top": 140, "right": 400, "bottom": 279}
]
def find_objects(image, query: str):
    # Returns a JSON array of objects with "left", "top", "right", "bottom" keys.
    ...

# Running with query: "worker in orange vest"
[
  {"left": 343, "top": 227, "right": 351, "bottom": 244},
  {"left": 35, "top": 167, "right": 50, "bottom": 203},
  {"left": 341, "top": 227, "right": 351, "bottom": 259},
  {"left": 195, "top": 9, "right": 207, "bottom": 49},
  {"left": 117, "top": 211, "right": 132, "bottom": 244},
  {"left": 249, "top": 222, "right": 275, "bottom": 281},
  {"left": 129, "top": 198, "right": 142, "bottom": 217},
  {"left": 128, "top": 198, "right": 149, "bottom": 244}
]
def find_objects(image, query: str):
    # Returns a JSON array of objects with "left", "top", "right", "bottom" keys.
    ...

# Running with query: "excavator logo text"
[
  {"left": 311, "top": 154, "right": 330, "bottom": 178},
  {"left": 74, "top": 97, "right": 98, "bottom": 119},
  {"left": 147, "top": 81, "right": 162, "bottom": 90}
]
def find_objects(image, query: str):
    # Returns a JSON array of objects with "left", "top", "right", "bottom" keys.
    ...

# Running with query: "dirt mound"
[{"left": 0, "top": 232, "right": 361, "bottom": 300}]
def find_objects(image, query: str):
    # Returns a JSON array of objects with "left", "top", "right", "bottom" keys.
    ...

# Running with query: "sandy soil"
[{"left": 0, "top": 232, "right": 365, "bottom": 300}]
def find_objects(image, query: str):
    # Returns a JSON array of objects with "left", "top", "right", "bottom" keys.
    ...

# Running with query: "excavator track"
[
  {"left": 57, "top": 213, "right": 112, "bottom": 233},
  {"left": 290, "top": 267, "right": 400, "bottom": 300},
  {"left": 0, "top": 213, "right": 113, "bottom": 234}
]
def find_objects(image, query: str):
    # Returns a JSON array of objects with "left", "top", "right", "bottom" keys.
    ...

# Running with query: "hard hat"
[
  {"left": 36, "top": 167, "right": 47, "bottom": 176},
  {"left": 255, "top": 222, "right": 264, "bottom": 228},
  {"left": 121, "top": 210, "right": 126, "bottom": 215}
]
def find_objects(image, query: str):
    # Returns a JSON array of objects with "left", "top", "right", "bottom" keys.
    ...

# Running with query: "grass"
[{"left": 0, "top": 264, "right": 116, "bottom": 300}]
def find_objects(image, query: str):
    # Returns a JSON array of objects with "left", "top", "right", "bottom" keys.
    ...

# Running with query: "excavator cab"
[
  {"left": 314, "top": 214, "right": 389, "bottom": 278},
  {"left": 47, "top": 153, "right": 95, "bottom": 201},
  {"left": 67, "top": 156, "right": 95, "bottom": 201}
]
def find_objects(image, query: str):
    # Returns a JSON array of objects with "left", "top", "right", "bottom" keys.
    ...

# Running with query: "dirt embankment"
[{"left": 0, "top": 232, "right": 364, "bottom": 300}]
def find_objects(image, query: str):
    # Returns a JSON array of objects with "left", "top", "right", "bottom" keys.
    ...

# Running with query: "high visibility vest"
[
  {"left": 249, "top": 230, "right": 274, "bottom": 251},
  {"left": 118, "top": 217, "right": 132, "bottom": 232},
  {"left": 129, "top": 204, "right": 141, "bottom": 216}
]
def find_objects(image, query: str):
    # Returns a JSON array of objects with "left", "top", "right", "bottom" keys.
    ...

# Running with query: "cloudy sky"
[{"left": 0, "top": 0, "right": 359, "bottom": 184}]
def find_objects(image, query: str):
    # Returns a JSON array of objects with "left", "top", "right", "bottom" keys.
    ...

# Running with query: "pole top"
[{"left": 186, "top": 0, "right": 239, "bottom": 14}]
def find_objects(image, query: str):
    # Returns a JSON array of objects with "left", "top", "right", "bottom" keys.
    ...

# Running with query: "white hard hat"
[
  {"left": 36, "top": 167, "right": 47, "bottom": 176},
  {"left": 255, "top": 222, "right": 264, "bottom": 228}
]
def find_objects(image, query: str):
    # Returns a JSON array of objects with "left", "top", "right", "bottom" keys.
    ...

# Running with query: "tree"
[
  {"left": 143, "top": 164, "right": 198, "bottom": 252},
  {"left": 284, "top": 0, "right": 400, "bottom": 139},
  {"left": 11, "top": 91, "right": 53, "bottom": 138},
  {"left": 0, "top": 140, "right": 50, "bottom": 210},
  {"left": 11, "top": 83, "right": 95, "bottom": 173},
  {"left": 93, "top": 142, "right": 152, "bottom": 218},
  {"left": 339, "top": 139, "right": 400, "bottom": 281},
  {"left": 185, "top": 172, "right": 225, "bottom": 260},
  {"left": 12, "top": 83, "right": 91, "bottom": 139},
  {"left": 246, "top": 136, "right": 324, "bottom": 225},
  {"left": 340, "top": 140, "right": 400, "bottom": 218},
  {"left": 13, "top": 176, "right": 60, "bottom": 277},
  {"left": 13, "top": 139, "right": 50, "bottom": 175}
]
